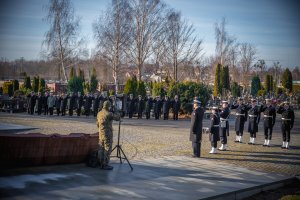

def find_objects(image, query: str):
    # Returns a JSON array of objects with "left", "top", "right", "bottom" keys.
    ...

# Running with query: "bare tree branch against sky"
[{"left": 0, "top": 0, "right": 299, "bottom": 68}]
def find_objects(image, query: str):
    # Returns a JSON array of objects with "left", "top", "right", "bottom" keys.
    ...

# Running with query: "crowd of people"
[{"left": 190, "top": 97, "right": 295, "bottom": 157}]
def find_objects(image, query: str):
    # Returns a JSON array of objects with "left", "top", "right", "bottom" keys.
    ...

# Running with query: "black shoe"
[
  {"left": 234, "top": 140, "right": 239, "bottom": 143},
  {"left": 102, "top": 165, "right": 114, "bottom": 170},
  {"left": 248, "top": 142, "right": 252, "bottom": 145},
  {"left": 281, "top": 146, "right": 285, "bottom": 149}
]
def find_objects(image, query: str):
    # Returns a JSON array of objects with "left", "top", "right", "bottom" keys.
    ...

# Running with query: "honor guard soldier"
[
  {"left": 137, "top": 95, "right": 144, "bottom": 119},
  {"left": 261, "top": 99, "right": 276, "bottom": 146},
  {"left": 231, "top": 97, "right": 248, "bottom": 143},
  {"left": 145, "top": 94, "right": 153, "bottom": 119},
  {"left": 277, "top": 101, "right": 295, "bottom": 149},
  {"left": 209, "top": 106, "right": 220, "bottom": 154},
  {"left": 247, "top": 99, "right": 261, "bottom": 145},
  {"left": 76, "top": 92, "right": 83, "bottom": 116},
  {"left": 190, "top": 97, "right": 204, "bottom": 157},
  {"left": 127, "top": 94, "right": 135, "bottom": 118},
  {"left": 219, "top": 101, "right": 230, "bottom": 151},
  {"left": 172, "top": 95, "right": 181, "bottom": 120}
]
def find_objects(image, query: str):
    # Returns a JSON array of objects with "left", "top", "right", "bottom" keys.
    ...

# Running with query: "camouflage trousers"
[{"left": 98, "top": 131, "right": 113, "bottom": 167}]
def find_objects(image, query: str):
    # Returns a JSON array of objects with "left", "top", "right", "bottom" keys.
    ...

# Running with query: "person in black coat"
[
  {"left": 145, "top": 94, "right": 153, "bottom": 119},
  {"left": 55, "top": 94, "right": 62, "bottom": 116},
  {"left": 260, "top": 99, "right": 276, "bottom": 146},
  {"left": 35, "top": 92, "right": 43, "bottom": 115},
  {"left": 162, "top": 96, "right": 170, "bottom": 120},
  {"left": 231, "top": 97, "right": 249, "bottom": 143},
  {"left": 136, "top": 95, "right": 144, "bottom": 119},
  {"left": 277, "top": 101, "right": 295, "bottom": 149},
  {"left": 28, "top": 91, "right": 36, "bottom": 115},
  {"left": 172, "top": 95, "right": 181, "bottom": 120},
  {"left": 209, "top": 107, "right": 220, "bottom": 154},
  {"left": 247, "top": 99, "right": 261, "bottom": 145},
  {"left": 190, "top": 97, "right": 204, "bottom": 157},
  {"left": 68, "top": 92, "right": 76, "bottom": 116},
  {"left": 93, "top": 93, "right": 100, "bottom": 117},
  {"left": 218, "top": 101, "right": 230, "bottom": 151},
  {"left": 43, "top": 92, "right": 49, "bottom": 115},
  {"left": 61, "top": 93, "right": 68, "bottom": 116},
  {"left": 127, "top": 94, "right": 136, "bottom": 118},
  {"left": 76, "top": 92, "right": 83, "bottom": 116},
  {"left": 154, "top": 96, "right": 162, "bottom": 120},
  {"left": 84, "top": 93, "right": 93, "bottom": 117}
]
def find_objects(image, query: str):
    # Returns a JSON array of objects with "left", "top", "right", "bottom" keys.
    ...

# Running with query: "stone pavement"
[
  {"left": 0, "top": 156, "right": 290, "bottom": 200},
  {"left": 0, "top": 123, "right": 37, "bottom": 133}
]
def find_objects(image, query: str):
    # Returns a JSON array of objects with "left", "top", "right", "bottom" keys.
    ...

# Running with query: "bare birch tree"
[
  {"left": 43, "top": 0, "right": 84, "bottom": 82},
  {"left": 93, "top": 0, "right": 131, "bottom": 91},
  {"left": 238, "top": 43, "right": 257, "bottom": 88},
  {"left": 127, "top": 0, "right": 166, "bottom": 81},
  {"left": 215, "top": 17, "right": 236, "bottom": 66},
  {"left": 165, "top": 11, "right": 203, "bottom": 82}
]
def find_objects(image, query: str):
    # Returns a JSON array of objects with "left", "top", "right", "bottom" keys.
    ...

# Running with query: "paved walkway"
[
  {"left": 0, "top": 122, "right": 37, "bottom": 133},
  {"left": 0, "top": 156, "right": 289, "bottom": 200}
]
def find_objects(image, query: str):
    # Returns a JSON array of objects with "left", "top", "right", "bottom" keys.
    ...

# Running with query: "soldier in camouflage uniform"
[{"left": 96, "top": 100, "right": 120, "bottom": 170}]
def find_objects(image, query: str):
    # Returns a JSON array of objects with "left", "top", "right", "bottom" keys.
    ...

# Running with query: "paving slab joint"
[{"left": 200, "top": 177, "right": 298, "bottom": 200}]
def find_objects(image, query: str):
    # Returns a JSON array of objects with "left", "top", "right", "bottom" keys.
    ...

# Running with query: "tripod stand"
[{"left": 111, "top": 120, "right": 133, "bottom": 170}]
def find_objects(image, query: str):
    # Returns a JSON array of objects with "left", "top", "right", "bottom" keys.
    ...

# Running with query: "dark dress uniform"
[
  {"left": 219, "top": 107, "right": 230, "bottom": 145},
  {"left": 190, "top": 106, "right": 204, "bottom": 157},
  {"left": 69, "top": 94, "right": 76, "bottom": 116},
  {"left": 172, "top": 99, "right": 181, "bottom": 120},
  {"left": 93, "top": 95, "right": 100, "bottom": 117},
  {"left": 261, "top": 104, "right": 276, "bottom": 141},
  {"left": 43, "top": 94, "right": 49, "bottom": 115},
  {"left": 137, "top": 98, "right": 144, "bottom": 119},
  {"left": 162, "top": 98, "right": 170, "bottom": 120},
  {"left": 277, "top": 105, "right": 295, "bottom": 146},
  {"left": 231, "top": 103, "right": 248, "bottom": 141},
  {"left": 35, "top": 94, "right": 43, "bottom": 115},
  {"left": 154, "top": 98, "right": 162, "bottom": 120},
  {"left": 145, "top": 96, "right": 153, "bottom": 119},
  {"left": 128, "top": 97, "right": 136, "bottom": 118},
  {"left": 28, "top": 93, "right": 36, "bottom": 115},
  {"left": 76, "top": 94, "right": 83, "bottom": 116},
  {"left": 84, "top": 95, "right": 93, "bottom": 116},
  {"left": 247, "top": 105, "right": 261, "bottom": 144},
  {"left": 209, "top": 112, "right": 220, "bottom": 148},
  {"left": 55, "top": 95, "right": 62, "bottom": 116},
  {"left": 61, "top": 95, "right": 68, "bottom": 116}
]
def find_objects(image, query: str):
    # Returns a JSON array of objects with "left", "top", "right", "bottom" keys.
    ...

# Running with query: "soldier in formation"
[
  {"left": 209, "top": 106, "right": 220, "bottom": 154},
  {"left": 218, "top": 101, "right": 230, "bottom": 151},
  {"left": 231, "top": 97, "right": 249, "bottom": 143},
  {"left": 247, "top": 99, "right": 261, "bottom": 145},
  {"left": 260, "top": 99, "right": 276, "bottom": 146}
]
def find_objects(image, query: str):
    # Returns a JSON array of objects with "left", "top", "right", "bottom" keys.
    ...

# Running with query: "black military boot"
[{"left": 102, "top": 165, "right": 114, "bottom": 170}]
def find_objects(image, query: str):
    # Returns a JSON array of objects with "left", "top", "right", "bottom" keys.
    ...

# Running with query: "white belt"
[
  {"left": 282, "top": 118, "right": 291, "bottom": 120},
  {"left": 236, "top": 113, "right": 245, "bottom": 116},
  {"left": 213, "top": 125, "right": 220, "bottom": 127},
  {"left": 263, "top": 115, "right": 272, "bottom": 118},
  {"left": 220, "top": 118, "right": 228, "bottom": 121},
  {"left": 248, "top": 115, "right": 257, "bottom": 117}
]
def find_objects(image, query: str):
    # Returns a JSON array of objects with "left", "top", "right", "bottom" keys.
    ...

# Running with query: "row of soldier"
[
  {"left": 26, "top": 91, "right": 181, "bottom": 120},
  {"left": 207, "top": 98, "right": 295, "bottom": 154}
]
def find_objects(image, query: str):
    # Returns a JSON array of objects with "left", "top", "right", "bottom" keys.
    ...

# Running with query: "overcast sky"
[{"left": 0, "top": 0, "right": 299, "bottom": 68}]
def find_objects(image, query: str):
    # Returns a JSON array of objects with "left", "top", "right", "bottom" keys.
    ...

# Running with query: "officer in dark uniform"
[
  {"left": 145, "top": 94, "right": 153, "bottom": 119},
  {"left": 76, "top": 92, "right": 83, "bottom": 116},
  {"left": 231, "top": 97, "right": 248, "bottom": 143},
  {"left": 55, "top": 94, "right": 62, "bottom": 116},
  {"left": 261, "top": 99, "right": 276, "bottom": 146},
  {"left": 162, "top": 96, "right": 170, "bottom": 120},
  {"left": 43, "top": 92, "right": 49, "bottom": 115},
  {"left": 84, "top": 93, "right": 93, "bottom": 117},
  {"left": 209, "top": 106, "right": 220, "bottom": 154},
  {"left": 154, "top": 96, "right": 162, "bottom": 120},
  {"left": 61, "top": 93, "right": 68, "bottom": 116},
  {"left": 28, "top": 91, "right": 36, "bottom": 115},
  {"left": 247, "top": 99, "right": 261, "bottom": 145},
  {"left": 93, "top": 93, "right": 100, "bottom": 117},
  {"left": 218, "top": 101, "right": 230, "bottom": 151},
  {"left": 35, "top": 92, "right": 43, "bottom": 115},
  {"left": 137, "top": 95, "right": 144, "bottom": 119},
  {"left": 172, "top": 95, "right": 181, "bottom": 120},
  {"left": 127, "top": 94, "right": 135, "bottom": 118},
  {"left": 69, "top": 92, "right": 76, "bottom": 116},
  {"left": 277, "top": 101, "right": 295, "bottom": 149},
  {"left": 190, "top": 97, "right": 204, "bottom": 157}
]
